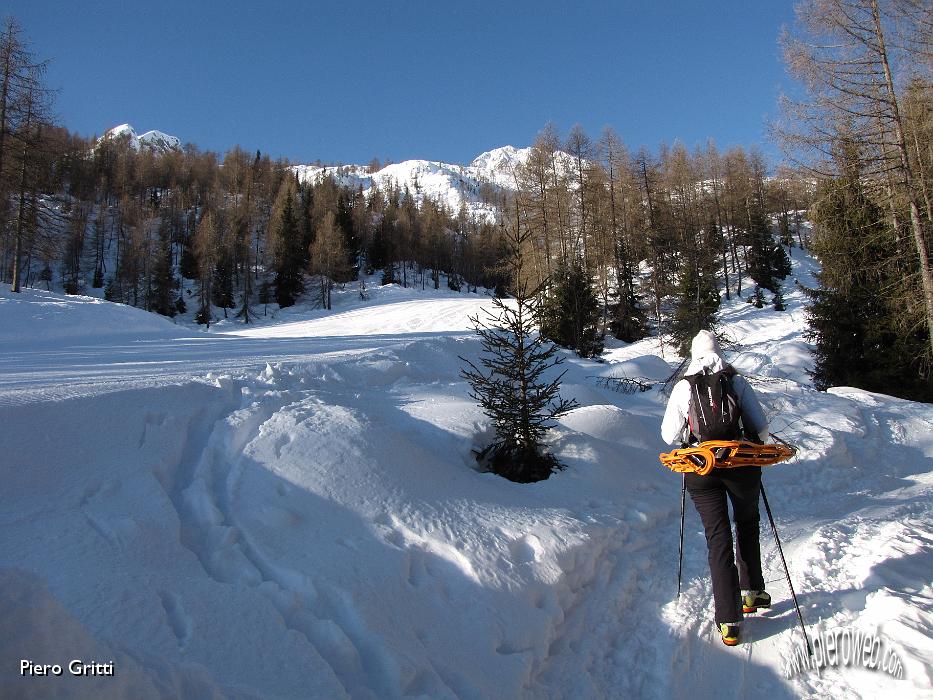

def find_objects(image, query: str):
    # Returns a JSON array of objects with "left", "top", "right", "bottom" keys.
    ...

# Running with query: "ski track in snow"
[{"left": 1, "top": 252, "right": 932, "bottom": 699}]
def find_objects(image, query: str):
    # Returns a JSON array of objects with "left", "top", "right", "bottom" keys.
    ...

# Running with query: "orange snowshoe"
[{"left": 659, "top": 440, "right": 797, "bottom": 476}]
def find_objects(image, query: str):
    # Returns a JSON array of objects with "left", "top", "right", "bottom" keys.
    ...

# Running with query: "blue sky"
[{"left": 6, "top": 1, "right": 798, "bottom": 165}]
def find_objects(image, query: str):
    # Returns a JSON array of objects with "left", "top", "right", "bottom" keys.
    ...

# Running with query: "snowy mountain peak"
[
  {"left": 293, "top": 146, "right": 536, "bottom": 223},
  {"left": 101, "top": 124, "right": 181, "bottom": 154},
  {"left": 104, "top": 123, "right": 139, "bottom": 150},
  {"left": 469, "top": 145, "right": 530, "bottom": 179},
  {"left": 138, "top": 130, "right": 181, "bottom": 153}
]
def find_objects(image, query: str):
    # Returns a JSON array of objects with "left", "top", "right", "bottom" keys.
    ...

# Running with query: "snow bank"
[{"left": 0, "top": 284, "right": 188, "bottom": 345}]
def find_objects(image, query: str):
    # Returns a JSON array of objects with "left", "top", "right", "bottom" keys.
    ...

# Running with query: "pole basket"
[{"left": 659, "top": 441, "right": 797, "bottom": 476}]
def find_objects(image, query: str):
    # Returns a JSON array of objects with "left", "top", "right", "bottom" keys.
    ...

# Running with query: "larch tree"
[
  {"left": 6, "top": 63, "right": 51, "bottom": 293},
  {"left": 308, "top": 210, "right": 349, "bottom": 310}
]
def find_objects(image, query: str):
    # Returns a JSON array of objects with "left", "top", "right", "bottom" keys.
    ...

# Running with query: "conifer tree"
[
  {"left": 91, "top": 207, "right": 106, "bottom": 289},
  {"left": 751, "top": 286, "right": 765, "bottom": 308},
  {"left": 271, "top": 180, "right": 303, "bottom": 307},
  {"left": 772, "top": 287, "right": 786, "bottom": 311},
  {"left": 778, "top": 213, "right": 794, "bottom": 250},
  {"left": 806, "top": 158, "right": 931, "bottom": 401},
  {"left": 670, "top": 226, "right": 721, "bottom": 356},
  {"left": 1, "top": 18, "right": 53, "bottom": 292},
  {"left": 609, "top": 289, "right": 648, "bottom": 343},
  {"left": 212, "top": 248, "right": 234, "bottom": 318},
  {"left": 149, "top": 223, "right": 176, "bottom": 317},
  {"left": 459, "top": 201, "right": 577, "bottom": 483},
  {"left": 783, "top": 0, "right": 933, "bottom": 358},
  {"left": 746, "top": 208, "right": 791, "bottom": 293},
  {"left": 179, "top": 238, "right": 198, "bottom": 280},
  {"left": 539, "top": 257, "right": 604, "bottom": 358}
]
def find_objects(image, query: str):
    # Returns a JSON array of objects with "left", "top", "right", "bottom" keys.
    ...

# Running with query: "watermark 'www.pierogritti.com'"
[{"left": 782, "top": 627, "right": 904, "bottom": 680}]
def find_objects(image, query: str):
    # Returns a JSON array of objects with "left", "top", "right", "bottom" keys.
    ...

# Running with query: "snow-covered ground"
[{"left": 1, "top": 249, "right": 931, "bottom": 699}]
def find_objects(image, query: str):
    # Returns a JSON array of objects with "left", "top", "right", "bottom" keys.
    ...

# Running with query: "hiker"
[{"left": 660, "top": 330, "right": 771, "bottom": 646}]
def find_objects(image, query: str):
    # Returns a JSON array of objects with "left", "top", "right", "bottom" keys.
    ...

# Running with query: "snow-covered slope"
[
  {"left": 101, "top": 123, "right": 181, "bottom": 154},
  {"left": 0, "top": 250, "right": 930, "bottom": 699}
]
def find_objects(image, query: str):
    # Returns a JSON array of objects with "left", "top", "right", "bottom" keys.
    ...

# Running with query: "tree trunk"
[
  {"left": 11, "top": 141, "right": 27, "bottom": 292},
  {"left": 911, "top": 127, "right": 933, "bottom": 223},
  {"left": 0, "top": 30, "right": 12, "bottom": 202}
]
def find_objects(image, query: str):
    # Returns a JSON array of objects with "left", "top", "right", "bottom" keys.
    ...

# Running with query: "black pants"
[{"left": 685, "top": 466, "right": 764, "bottom": 623}]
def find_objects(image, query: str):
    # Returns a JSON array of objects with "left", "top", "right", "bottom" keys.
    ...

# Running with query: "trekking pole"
[
  {"left": 760, "top": 483, "right": 813, "bottom": 656},
  {"left": 677, "top": 473, "right": 686, "bottom": 600},
  {"left": 769, "top": 432, "right": 796, "bottom": 452}
]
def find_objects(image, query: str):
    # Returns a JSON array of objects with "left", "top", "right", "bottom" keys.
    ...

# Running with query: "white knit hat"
[{"left": 690, "top": 330, "right": 722, "bottom": 359}]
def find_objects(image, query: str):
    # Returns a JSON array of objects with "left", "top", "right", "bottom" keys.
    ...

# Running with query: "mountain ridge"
[
  {"left": 101, "top": 123, "right": 181, "bottom": 154},
  {"left": 99, "top": 124, "right": 577, "bottom": 220}
]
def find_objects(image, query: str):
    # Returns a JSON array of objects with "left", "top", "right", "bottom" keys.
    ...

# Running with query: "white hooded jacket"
[{"left": 660, "top": 331, "right": 769, "bottom": 445}]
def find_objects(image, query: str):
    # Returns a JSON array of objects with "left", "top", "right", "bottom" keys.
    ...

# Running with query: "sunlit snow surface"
[{"left": 1, "top": 251, "right": 931, "bottom": 699}]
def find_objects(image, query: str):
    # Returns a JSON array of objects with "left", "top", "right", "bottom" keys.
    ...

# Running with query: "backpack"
[{"left": 686, "top": 368, "right": 742, "bottom": 444}]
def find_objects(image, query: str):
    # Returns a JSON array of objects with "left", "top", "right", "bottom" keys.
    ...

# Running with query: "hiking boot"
[
  {"left": 719, "top": 621, "right": 741, "bottom": 646},
  {"left": 742, "top": 590, "right": 771, "bottom": 614}
]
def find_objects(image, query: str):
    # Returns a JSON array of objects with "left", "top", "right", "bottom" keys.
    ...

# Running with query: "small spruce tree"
[
  {"left": 459, "top": 203, "right": 577, "bottom": 483},
  {"left": 609, "top": 227, "right": 649, "bottom": 342},
  {"left": 104, "top": 277, "right": 121, "bottom": 303},
  {"left": 609, "top": 290, "right": 648, "bottom": 343},
  {"left": 751, "top": 286, "right": 765, "bottom": 308},
  {"left": 778, "top": 213, "right": 794, "bottom": 251},
  {"left": 772, "top": 287, "right": 786, "bottom": 311}
]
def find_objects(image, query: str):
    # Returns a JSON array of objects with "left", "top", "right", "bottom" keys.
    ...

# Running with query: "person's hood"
[
  {"left": 685, "top": 330, "right": 727, "bottom": 376},
  {"left": 685, "top": 353, "right": 727, "bottom": 376}
]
